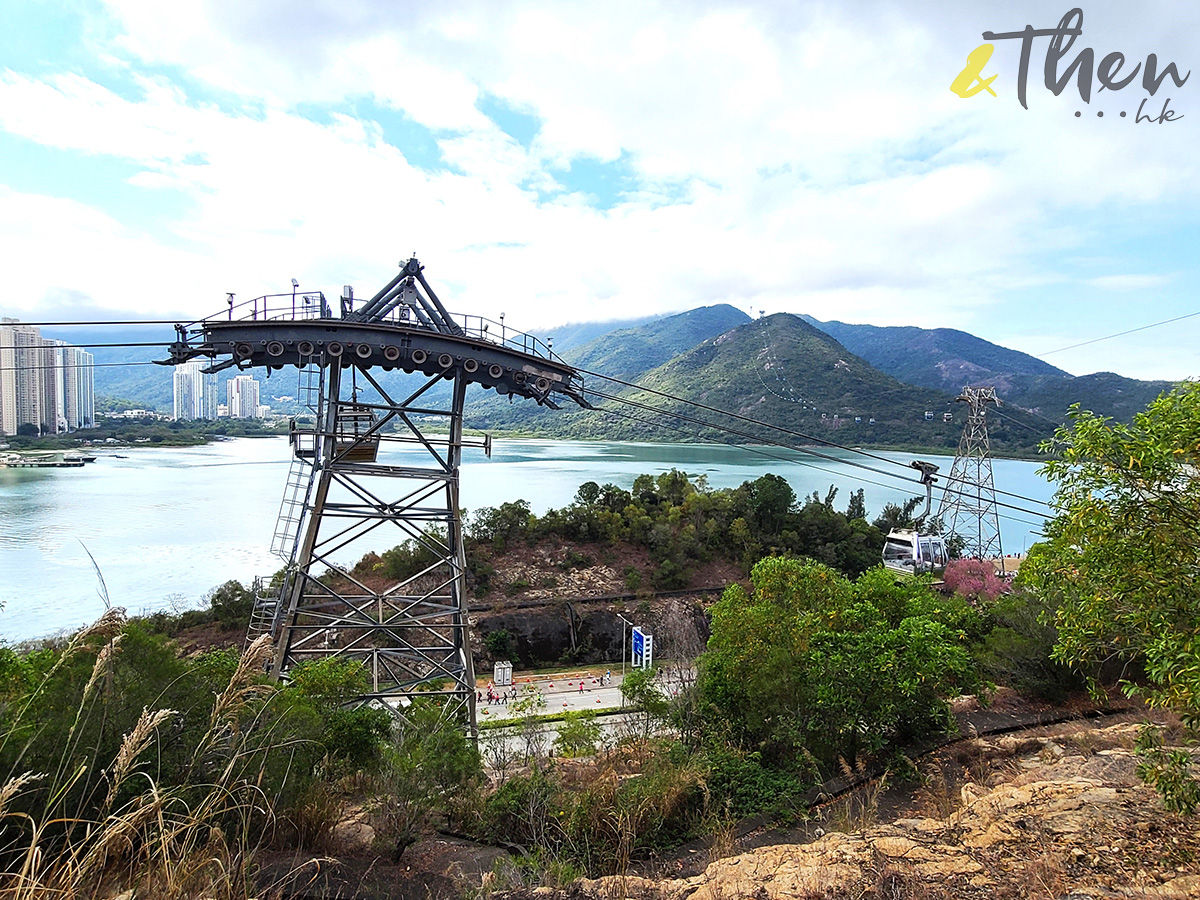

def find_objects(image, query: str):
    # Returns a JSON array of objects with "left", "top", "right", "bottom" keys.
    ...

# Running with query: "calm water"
[{"left": 0, "top": 437, "right": 1054, "bottom": 641}]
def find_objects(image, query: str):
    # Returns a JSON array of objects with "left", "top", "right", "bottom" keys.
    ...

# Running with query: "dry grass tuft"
[{"left": 0, "top": 618, "right": 293, "bottom": 900}]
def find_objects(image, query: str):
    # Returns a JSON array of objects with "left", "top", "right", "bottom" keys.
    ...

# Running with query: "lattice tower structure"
[
  {"left": 165, "top": 257, "right": 587, "bottom": 731},
  {"left": 936, "top": 386, "right": 1004, "bottom": 562}
]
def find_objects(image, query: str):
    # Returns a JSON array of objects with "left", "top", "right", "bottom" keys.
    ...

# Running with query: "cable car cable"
[
  {"left": 581, "top": 374, "right": 1055, "bottom": 512},
  {"left": 588, "top": 400, "right": 1048, "bottom": 529},
  {"left": 1038, "top": 309, "right": 1200, "bottom": 357},
  {"left": 583, "top": 386, "right": 1052, "bottom": 520}
]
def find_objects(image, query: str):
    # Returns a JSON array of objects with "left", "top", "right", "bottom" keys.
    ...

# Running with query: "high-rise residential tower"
[{"left": 0, "top": 319, "right": 94, "bottom": 436}]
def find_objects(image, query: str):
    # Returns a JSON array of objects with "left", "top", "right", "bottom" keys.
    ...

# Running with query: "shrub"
[
  {"left": 943, "top": 558, "right": 1009, "bottom": 603},
  {"left": 484, "top": 628, "right": 518, "bottom": 663},
  {"left": 699, "top": 557, "right": 982, "bottom": 774},
  {"left": 553, "top": 711, "right": 602, "bottom": 758},
  {"left": 1136, "top": 724, "right": 1200, "bottom": 814},
  {"left": 205, "top": 579, "right": 255, "bottom": 629},
  {"left": 973, "top": 588, "right": 1084, "bottom": 701}
]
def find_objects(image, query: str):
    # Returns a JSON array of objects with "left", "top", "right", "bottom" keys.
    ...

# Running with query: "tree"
[
  {"left": 204, "top": 579, "right": 254, "bottom": 629},
  {"left": 1023, "top": 384, "right": 1200, "bottom": 723},
  {"left": 619, "top": 666, "right": 671, "bottom": 742},
  {"left": 872, "top": 496, "right": 923, "bottom": 532},
  {"left": 698, "top": 558, "right": 981, "bottom": 773},
  {"left": 942, "top": 558, "right": 1009, "bottom": 603}
]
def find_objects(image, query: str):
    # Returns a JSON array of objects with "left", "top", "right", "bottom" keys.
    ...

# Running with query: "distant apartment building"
[
  {"left": 172, "top": 361, "right": 219, "bottom": 421},
  {"left": 227, "top": 374, "right": 261, "bottom": 419},
  {"left": 0, "top": 319, "right": 95, "bottom": 436}
]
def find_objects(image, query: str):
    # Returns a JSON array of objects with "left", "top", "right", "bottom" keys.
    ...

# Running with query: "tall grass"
[{"left": 0, "top": 617, "right": 311, "bottom": 900}]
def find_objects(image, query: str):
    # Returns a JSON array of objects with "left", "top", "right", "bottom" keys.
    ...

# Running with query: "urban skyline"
[
  {"left": 172, "top": 360, "right": 219, "bottom": 421},
  {"left": 0, "top": 319, "right": 95, "bottom": 437}
]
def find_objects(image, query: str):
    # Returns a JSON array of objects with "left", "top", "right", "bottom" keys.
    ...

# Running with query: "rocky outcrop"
[{"left": 494, "top": 722, "right": 1200, "bottom": 900}]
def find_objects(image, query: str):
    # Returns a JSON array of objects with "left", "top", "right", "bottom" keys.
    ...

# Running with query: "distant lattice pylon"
[{"left": 937, "top": 386, "right": 1003, "bottom": 561}]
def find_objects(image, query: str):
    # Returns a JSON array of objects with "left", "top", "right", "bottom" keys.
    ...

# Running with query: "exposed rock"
[{"left": 495, "top": 721, "right": 1200, "bottom": 900}]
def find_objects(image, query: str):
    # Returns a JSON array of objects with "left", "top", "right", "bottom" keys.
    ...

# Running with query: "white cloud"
[
  {"left": 0, "top": 1, "right": 1195, "bottom": 380},
  {"left": 1087, "top": 274, "right": 1173, "bottom": 291}
]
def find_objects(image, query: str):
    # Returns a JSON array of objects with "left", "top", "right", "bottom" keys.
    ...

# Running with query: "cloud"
[
  {"left": 1087, "top": 273, "right": 1173, "bottom": 291},
  {"left": 0, "top": 1, "right": 1196, "bottom": 381}
]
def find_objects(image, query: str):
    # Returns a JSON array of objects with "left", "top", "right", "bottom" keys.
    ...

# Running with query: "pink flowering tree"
[{"left": 943, "top": 557, "right": 1009, "bottom": 603}]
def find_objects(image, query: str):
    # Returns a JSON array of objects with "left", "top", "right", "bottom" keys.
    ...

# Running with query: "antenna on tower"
[{"left": 937, "top": 386, "right": 1003, "bottom": 562}]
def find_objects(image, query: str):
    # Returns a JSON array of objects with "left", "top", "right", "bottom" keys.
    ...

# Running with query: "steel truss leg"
[{"left": 271, "top": 362, "right": 477, "bottom": 731}]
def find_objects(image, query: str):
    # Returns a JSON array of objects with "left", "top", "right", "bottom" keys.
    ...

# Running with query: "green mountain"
[
  {"left": 459, "top": 304, "right": 752, "bottom": 433},
  {"left": 527, "top": 314, "right": 659, "bottom": 355},
  {"left": 802, "top": 316, "right": 1173, "bottom": 422},
  {"left": 566, "top": 304, "right": 751, "bottom": 380},
  {"left": 466, "top": 313, "right": 1053, "bottom": 454}
]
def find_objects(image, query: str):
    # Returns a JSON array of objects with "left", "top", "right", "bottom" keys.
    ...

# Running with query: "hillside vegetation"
[
  {"left": 468, "top": 313, "right": 1051, "bottom": 453},
  {"left": 804, "top": 315, "right": 1175, "bottom": 423}
]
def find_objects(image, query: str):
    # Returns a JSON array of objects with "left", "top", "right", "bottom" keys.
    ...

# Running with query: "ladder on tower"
[
  {"left": 271, "top": 455, "right": 314, "bottom": 560},
  {"left": 271, "top": 363, "right": 323, "bottom": 560},
  {"left": 245, "top": 574, "right": 279, "bottom": 648}
]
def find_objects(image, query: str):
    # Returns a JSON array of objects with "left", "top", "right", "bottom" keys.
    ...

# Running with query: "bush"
[
  {"left": 205, "top": 579, "right": 255, "bottom": 629},
  {"left": 973, "top": 588, "right": 1084, "bottom": 701},
  {"left": 484, "top": 628, "right": 518, "bottom": 663},
  {"left": 284, "top": 657, "right": 393, "bottom": 771},
  {"left": 699, "top": 558, "right": 983, "bottom": 774},
  {"left": 553, "top": 711, "right": 602, "bottom": 758},
  {"left": 1136, "top": 725, "right": 1200, "bottom": 814}
]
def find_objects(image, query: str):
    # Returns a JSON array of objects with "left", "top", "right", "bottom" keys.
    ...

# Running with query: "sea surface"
[{"left": 0, "top": 437, "right": 1054, "bottom": 641}]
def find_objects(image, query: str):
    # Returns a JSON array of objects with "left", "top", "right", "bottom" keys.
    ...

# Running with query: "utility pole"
[
  {"left": 937, "top": 386, "right": 1004, "bottom": 562},
  {"left": 617, "top": 613, "right": 634, "bottom": 678}
]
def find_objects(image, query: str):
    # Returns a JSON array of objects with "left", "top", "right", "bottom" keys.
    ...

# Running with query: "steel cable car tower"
[
  {"left": 165, "top": 257, "right": 588, "bottom": 727},
  {"left": 937, "top": 386, "right": 1003, "bottom": 562}
]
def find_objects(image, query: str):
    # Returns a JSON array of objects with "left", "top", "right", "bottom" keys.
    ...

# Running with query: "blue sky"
[{"left": 0, "top": 1, "right": 1197, "bottom": 381}]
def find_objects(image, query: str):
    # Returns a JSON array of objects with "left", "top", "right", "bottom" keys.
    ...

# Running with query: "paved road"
[{"left": 476, "top": 672, "right": 626, "bottom": 721}]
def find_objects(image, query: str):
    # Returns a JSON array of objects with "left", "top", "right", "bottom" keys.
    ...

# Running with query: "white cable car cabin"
[{"left": 882, "top": 529, "right": 947, "bottom": 576}]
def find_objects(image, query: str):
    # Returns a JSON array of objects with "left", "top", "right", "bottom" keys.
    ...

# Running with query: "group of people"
[
  {"left": 477, "top": 670, "right": 615, "bottom": 705},
  {"left": 479, "top": 684, "right": 515, "bottom": 705}
]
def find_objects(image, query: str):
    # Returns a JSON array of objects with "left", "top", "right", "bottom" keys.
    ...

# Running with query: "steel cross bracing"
[
  {"left": 164, "top": 256, "right": 588, "bottom": 729},
  {"left": 937, "top": 386, "right": 1004, "bottom": 562},
  {"left": 271, "top": 363, "right": 481, "bottom": 720}
]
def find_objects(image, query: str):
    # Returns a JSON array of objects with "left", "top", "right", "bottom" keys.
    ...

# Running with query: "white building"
[
  {"left": 173, "top": 361, "right": 219, "bottom": 421},
  {"left": 0, "top": 319, "right": 94, "bottom": 436},
  {"left": 227, "top": 375, "right": 261, "bottom": 419}
]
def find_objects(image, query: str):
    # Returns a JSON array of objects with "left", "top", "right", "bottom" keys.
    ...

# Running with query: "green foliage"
[
  {"left": 1026, "top": 383, "right": 1200, "bottom": 723},
  {"left": 377, "top": 534, "right": 443, "bottom": 583},
  {"left": 698, "top": 557, "right": 982, "bottom": 774},
  {"left": 484, "top": 628, "right": 519, "bottom": 663},
  {"left": 0, "top": 613, "right": 327, "bottom": 886},
  {"left": 973, "top": 588, "right": 1084, "bottom": 702},
  {"left": 480, "top": 748, "right": 706, "bottom": 876},
  {"left": 470, "top": 500, "right": 533, "bottom": 551},
  {"left": 465, "top": 470, "right": 888, "bottom": 600},
  {"left": 204, "top": 579, "right": 255, "bottom": 629},
  {"left": 695, "top": 738, "right": 815, "bottom": 821},
  {"left": 620, "top": 667, "right": 672, "bottom": 741},
  {"left": 1136, "top": 725, "right": 1200, "bottom": 814},
  {"left": 552, "top": 711, "right": 603, "bottom": 758},
  {"left": 284, "top": 657, "right": 392, "bottom": 771}
]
